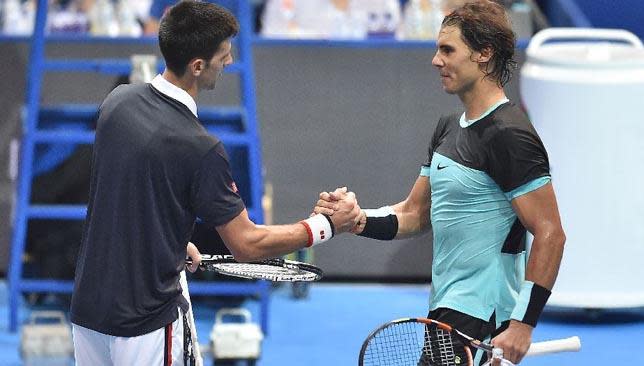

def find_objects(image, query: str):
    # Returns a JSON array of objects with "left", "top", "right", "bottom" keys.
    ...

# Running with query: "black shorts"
[{"left": 421, "top": 308, "right": 510, "bottom": 366}]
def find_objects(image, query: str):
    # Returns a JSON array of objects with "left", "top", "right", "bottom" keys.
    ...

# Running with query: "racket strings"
[
  {"left": 361, "top": 321, "right": 427, "bottom": 365},
  {"left": 212, "top": 262, "right": 319, "bottom": 281},
  {"left": 423, "top": 327, "right": 465, "bottom": 366}
]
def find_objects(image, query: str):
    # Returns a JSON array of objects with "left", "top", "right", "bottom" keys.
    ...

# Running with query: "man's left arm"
[{"left": 491, "top": 182, "right": 566, "bottom": 364}]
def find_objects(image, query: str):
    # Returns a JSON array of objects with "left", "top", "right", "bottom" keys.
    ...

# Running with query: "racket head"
[
  {"left": 358, "top": 317, "right": 474, "bottom": 366},
  {"left": 197, "top": 255, "right": 323, "bottom": 282}
]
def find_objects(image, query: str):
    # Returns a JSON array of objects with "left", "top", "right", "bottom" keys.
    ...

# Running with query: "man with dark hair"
[
  {"left": 70, "top": 1, "right": 360, "bottom": 365},
  {"left": 316, "top": 1, "right": 565, "bottom": 365}
]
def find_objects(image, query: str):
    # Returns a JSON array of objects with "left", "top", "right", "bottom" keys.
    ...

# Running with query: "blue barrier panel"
[{"left": 574, "top": 0, "right": 644, "bottom": 40}]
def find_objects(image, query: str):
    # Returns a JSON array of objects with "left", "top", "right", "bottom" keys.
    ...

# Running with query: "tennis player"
[
  {"left": 69, "top": 2, "right": 360, "bottom": 365},
  {"left": 316, "top": 1, "right": 565, "bottom": 365}
]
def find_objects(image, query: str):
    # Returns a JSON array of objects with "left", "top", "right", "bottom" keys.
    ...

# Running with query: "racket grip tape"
[
  {"left": 300, "top": 214, "right": 334, "bottom": 247},
  {"left": 526, "top": 336, "right": 581, "bottom": 356}
]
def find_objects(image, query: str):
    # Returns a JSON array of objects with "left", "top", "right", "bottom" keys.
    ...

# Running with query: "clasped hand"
[{"left": 313, "top": 187, "right": 363, "bottom": 234}]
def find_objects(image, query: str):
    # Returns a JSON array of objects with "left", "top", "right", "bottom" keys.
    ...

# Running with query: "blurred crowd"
[
  {"left": 261, "top": 0, "right": 492, "bottom": 40},
  {"left": 1, "top": 0, "right": 529, "bottom": 39},
  {"left": 2, "top": 0, "right": 156, "bottom": 36}
]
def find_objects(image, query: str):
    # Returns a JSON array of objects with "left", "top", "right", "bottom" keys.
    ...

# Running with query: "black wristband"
[
  {"left": 358, "top": 208, "right": 398, "bottom": 241},
  {"left": 511, "top": 281, "right": 551, "bottom": 327}
]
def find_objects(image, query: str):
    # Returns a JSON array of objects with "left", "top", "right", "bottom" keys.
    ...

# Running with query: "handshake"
[{"left": 313, "top": 187, "right": 366, "bottom": 235}]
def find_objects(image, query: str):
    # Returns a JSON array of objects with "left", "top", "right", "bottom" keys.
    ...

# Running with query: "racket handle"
[
  {"left": 481, "top": 360, "right": 515, "bottom": 366},
  {"left": 526, "top": 336, "right": 581, "bottom": 356}
]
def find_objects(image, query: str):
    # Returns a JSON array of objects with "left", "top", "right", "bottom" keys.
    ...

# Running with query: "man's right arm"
[
  {"left": 389, "top": 175, "right": 432, "bottom": 238},
  {"left": 216, "top": 191, "right": 360, "bottom": 262},
  {"left": 318, "top": 176, "right": 431, "bottom": 240}
]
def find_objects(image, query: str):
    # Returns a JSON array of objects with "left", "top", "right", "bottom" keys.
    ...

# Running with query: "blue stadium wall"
[{"left": 538, "top": 0, "right": 644, "bottom": 39}]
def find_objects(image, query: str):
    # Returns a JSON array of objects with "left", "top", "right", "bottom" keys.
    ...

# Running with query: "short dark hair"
[
  {"left": 159, "top": 1, "right": 239, "bottom": 76},
  {"left": 442, "top": 0, "right": 517, "bottom": 87}
]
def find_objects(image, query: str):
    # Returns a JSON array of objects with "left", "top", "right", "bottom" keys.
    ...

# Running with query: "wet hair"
[
  {"left": 159, "top": 1, "right": 239, "bottom": 76},
  {"left": 442, "top": 0, "right": 517, "bottom": 86}
]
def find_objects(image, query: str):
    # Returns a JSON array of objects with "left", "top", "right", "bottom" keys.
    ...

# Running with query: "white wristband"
[
  {"left": 363, "top": 206, "right": 396, "bottom": 217},
  {"left": 300, "top": 214, "right": 334, "bottom": 247}
]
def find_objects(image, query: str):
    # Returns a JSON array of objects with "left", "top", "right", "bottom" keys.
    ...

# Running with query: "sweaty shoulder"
[
  {"left": 489, "top": 103, "right": 533, "bottom": 133},
  {"left": 485, "top": 103, "right": 550, "bottom": 192}
]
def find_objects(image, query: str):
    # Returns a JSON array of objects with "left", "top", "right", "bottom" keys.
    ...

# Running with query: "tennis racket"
[
  {"left": 358, "top": 317, "right": 581, "bottom": 366},
  {"left": 185, "top": 254, "right": 323, "bottom": 282}
]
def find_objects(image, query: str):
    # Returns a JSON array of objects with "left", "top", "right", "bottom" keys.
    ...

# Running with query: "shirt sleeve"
[
  {"left": 487, "top": 124, "right": 551, "bottom": 194},
  {"left": 190, "top": 143, "right": 245, "bottom": 228},
  {"left": 421, "top": 117, "right": 446, "bottom": 177}
]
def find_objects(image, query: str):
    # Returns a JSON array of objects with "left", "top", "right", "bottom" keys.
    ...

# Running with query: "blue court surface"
[{"left": 0, "top": 281, "right": 642, "bottom": 365}]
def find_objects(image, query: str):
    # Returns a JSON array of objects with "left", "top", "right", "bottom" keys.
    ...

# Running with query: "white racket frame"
[{"left": 485, "top": 336, "right": 582, "bottom": 366}]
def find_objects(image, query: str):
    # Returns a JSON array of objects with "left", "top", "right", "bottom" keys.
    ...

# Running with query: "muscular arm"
[
  {"left": 492, "top": 182, "right": 566, "bottom": 364},
  {"left": 322, "top": 176, "right": 432, "bottom": 239},
  {"left": 217, "top": 191, "right": 360, "bottom": 262},
  {"left": 216, "top": 209, "right": 311, "bottom": 262},
  {"left": 511, "top": 182, "right": 566, "bottom": 289},
  {"left": 390, "top": 176, "right": 432, "bottom": 239}
]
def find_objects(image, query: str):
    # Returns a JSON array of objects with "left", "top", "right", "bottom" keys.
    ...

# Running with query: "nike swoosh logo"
[{"left": 437, "top": 164, "right": 448, "bottom": 170}]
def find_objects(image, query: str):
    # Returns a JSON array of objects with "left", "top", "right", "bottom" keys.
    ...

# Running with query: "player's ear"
[
  {"left": 188, "top": 58, "right": 205, "bottom": 77},
  {"left": 476, "top": 46, "right": 493, "bottom": 64}
]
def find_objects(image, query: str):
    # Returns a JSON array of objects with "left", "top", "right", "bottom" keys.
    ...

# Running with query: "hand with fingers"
[
  {"left": 490, "top": 320, "right": 533, "bottom": 365},
  {"left": 314, "top": 187, "right": 362, "bottom": 234},
  {"left": 186, "top": 242, "right": 202, "bottom": 272}
]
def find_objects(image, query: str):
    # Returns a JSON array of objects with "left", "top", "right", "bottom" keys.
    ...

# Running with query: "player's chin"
[{"left": 442, "top": 84, "right": 458, "bottom": 95}]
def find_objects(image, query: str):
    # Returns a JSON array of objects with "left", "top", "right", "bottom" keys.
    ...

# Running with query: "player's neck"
[
  {"left": 161, "top": 70, "right": 199, "bottom": 100},
  {"left": 459, "top": 80, "right": 506, "bottom": 120}
]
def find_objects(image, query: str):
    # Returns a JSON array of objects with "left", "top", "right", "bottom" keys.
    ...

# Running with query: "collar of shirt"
[
  {"left": 459, "top": 97, "right": 510, "bottom": 128},
  {"left": 150, "top": 74, "right": 198, "bottom": 118}
]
